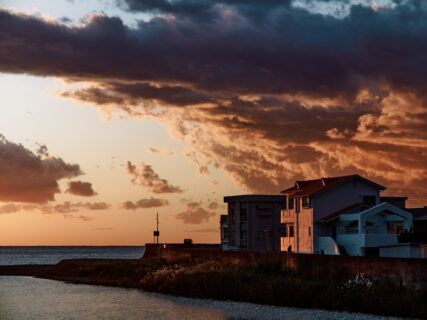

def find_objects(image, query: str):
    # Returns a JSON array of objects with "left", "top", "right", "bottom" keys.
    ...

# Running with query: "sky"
[{"left": 0, "top": 0, "right": 426, "bottom": 245}]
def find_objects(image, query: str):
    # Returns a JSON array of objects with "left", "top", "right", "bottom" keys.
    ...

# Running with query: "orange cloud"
[
  {"left": 126, "top": 161, "right": 183, "bottom": 193},
  {"left": 0, "top": 135, "right": 82, "bottom": 203}
]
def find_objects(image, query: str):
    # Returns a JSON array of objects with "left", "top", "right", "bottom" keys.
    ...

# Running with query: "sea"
[
  {"left": 0, "top": 246, "right": 146, "bottom": 265},
  {"left": 0, "top": 247, "right": 404, "bottom": 320}
]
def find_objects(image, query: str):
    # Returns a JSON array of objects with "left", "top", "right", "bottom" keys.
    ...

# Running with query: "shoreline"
[{"left": 1, "top": 257, "right": 426, "bottom": 319}]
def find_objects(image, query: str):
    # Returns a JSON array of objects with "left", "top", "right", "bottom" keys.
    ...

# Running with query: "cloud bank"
[
  {"left": 0, "top": 135, "right": 82, "bottom": 203},
  {"left": 1, "top": 1, "right": 426, "bottom": 206}
]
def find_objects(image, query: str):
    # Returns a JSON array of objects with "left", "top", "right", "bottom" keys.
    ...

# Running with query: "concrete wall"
[{"left": 159, "top": 248, "right": 427, "bottom": 289}]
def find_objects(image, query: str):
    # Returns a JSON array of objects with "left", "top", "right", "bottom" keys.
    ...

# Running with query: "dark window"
[
  {"left": 302, "top": 196, "right": 310, "bottom": 208},
  {"left": 363, "top": 196, "right": 376, "bottom": 206},
  {"left": 282, "top": 225, "right": 287, "bottom": 237},
  {"left": 240, "top": 231, "right": 247, "bottom": 248},
  {"left": 289, "top": 225, "right": 294, "bottom": 237},
  {"left": 387, "top": 221, "right": 405, "bottom": 234},
  {"left": 231, "top": 208, "right": 236, "bottom": 223},
  {"left": 288, "top": 197, "right": 294, "bottom": 209},
  {"left": 308, "top": 227, "right": 311, "bottom": 236},
  {"left": 240, "top": 208, "right": 247, "bottom": 222},
  {"left": 222, "top": 228, "right": 228, "bottom": 240}
]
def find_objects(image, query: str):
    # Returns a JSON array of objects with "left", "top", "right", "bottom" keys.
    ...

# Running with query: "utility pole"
[{"left": 153, "top": 212, "right": 160, "bottom": 244}]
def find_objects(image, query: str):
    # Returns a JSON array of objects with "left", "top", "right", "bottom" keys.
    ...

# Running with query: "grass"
[{"left": 41, "top": 256, "right": 427, "bottom": 319}]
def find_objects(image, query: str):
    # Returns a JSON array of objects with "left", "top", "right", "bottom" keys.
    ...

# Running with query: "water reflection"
[{"left": 0, "top": 277, "right": 402, "bottom": 320}]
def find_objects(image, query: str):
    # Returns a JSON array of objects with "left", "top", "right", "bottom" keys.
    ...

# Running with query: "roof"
[
  {"left": 318, "top": 203, "right": 365, "bottom": 222},
  {"left": 224, "top": 194, "right": 283, "bottom": 203},
  {"left": 319, "top": 202, "right": 413, "bottom": 223},
  {"left": 281, "top": 174, "right": 385, "bottom": 197}
]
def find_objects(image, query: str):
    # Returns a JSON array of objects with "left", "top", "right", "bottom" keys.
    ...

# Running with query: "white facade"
[
  {"left": 280, "top": 175, "right": 413, "bottom": 256},
  {"left": 334, "top": 202, "right": 412, "bottom": 256}
]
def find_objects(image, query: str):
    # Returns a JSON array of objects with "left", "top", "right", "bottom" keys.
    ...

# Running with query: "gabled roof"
[
  {"left": 318, "top": 203, "right": 365, "bottom": 222},
  {"left": 281, "top": 174, "right": 385, "bottom": 197}
]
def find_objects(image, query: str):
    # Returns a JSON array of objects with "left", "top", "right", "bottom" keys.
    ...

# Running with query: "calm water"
[
  {"left": 0, "top": 277, "right": 404, "bottom": 320},
  {"left": 0, "top": 246, "right": 145, "bottom": 265}
]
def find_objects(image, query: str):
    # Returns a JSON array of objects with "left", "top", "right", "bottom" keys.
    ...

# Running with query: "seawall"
[{"left": 158, "top": 247, "right": 427, "bottom": 288}]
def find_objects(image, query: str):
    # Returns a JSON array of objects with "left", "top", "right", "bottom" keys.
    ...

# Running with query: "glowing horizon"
[{"left": 0, "top": 0, "right": 426, "bottom": 245}]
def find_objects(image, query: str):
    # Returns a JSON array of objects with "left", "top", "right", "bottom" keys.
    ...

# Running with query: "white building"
[{"left": 280, "top": 175, "right": 413, "bottom": 256}]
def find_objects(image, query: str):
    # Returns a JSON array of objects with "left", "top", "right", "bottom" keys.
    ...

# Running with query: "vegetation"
[{"left": 39, "top": 256, "right": 427, "bottom": 319}]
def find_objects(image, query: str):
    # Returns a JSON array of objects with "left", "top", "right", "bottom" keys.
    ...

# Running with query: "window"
[
  {"left": 240, "top": 231, "right": 247, "bottom": 248},
  {"left": 387, "top": 221, "right": 405, "bottom": 234},
  {"left": 302, "top": 196, "right": 310, "bottom": 208},
  {"left": 289, "top": 225, "right": 294, "bottom": 237},
  {"left": 308, "top": 227, "right": 311, "bottom": 236},
  {"left": 240, "top": 208, "right": 247, "bottom": 222},
  {"left": 288, "top": 197, "right": 294, "bottom": 209},
  {"left": 282, "top": 224, "right": 287, "bottom": 237},
  {"left": 363, "top": 195, "right": 376, "bottom": 206},
  {"left": 231, "top": 208, "right": 236, "bottom": 223}
]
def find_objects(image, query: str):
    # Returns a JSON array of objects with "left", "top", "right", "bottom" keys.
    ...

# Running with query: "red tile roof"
[
  {"left": 281, "top": 174, "right": 385, "bottom": 196},
  {"left": 318, "top": 203, "right": 365, "bottom": 222}
]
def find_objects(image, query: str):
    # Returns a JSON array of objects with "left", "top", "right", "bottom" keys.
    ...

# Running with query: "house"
[
  {"left": 280, "top": 174, "right": 413, "bottom": 256},
  {"left": 222, "top": 195, "right": 284, "bottom": 252}
]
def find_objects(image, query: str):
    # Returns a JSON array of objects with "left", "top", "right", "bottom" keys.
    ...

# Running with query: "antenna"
[{"left": 153, "top": 211, "right": 160, "bottom": 244}]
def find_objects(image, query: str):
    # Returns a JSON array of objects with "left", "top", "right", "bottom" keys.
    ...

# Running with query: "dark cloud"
[
  {"left": 2, "top": 3, "right": 427, "bottom": 98},
  {"left": 0, "top": 135, "right": 82, "bottom": 203},
  {"left": 176, "top": 202, "right": 215, "bottom": 224},
  {"left": 63, "top": 82, "right": 214, "bottom": 106},
  {"left": 120, "top": 197, "right": 170, "bottom": 209},
  {"left": 1, "top": 2, "right": 427, "bottom": 206},
  {"left": 66, "top": 180, "right": 97, "bottom": 196},
  {"left": 126, "top": 161, "right": 183, "bottom": 193}
]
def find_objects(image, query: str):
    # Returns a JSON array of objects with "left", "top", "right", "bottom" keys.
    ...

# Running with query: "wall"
[
  {"left": 380, "top": 245, "right": 423, "bottom": 258},
  {"left": 312, "top": 179, "right": 380, "bottom": 222},
  {"left": 158, "top": 247, "right": 427, "bottom": 289},
  {"left": 225, "top": 196, "right": 284, "bottom": 252},
  {"left": 281, "top": 200, "right": 313, "bottom": 253}
]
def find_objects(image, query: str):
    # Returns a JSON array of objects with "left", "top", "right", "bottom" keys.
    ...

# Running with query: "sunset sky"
[{"left": 0, "top": 0, "right": 426, "bottom": 245}]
